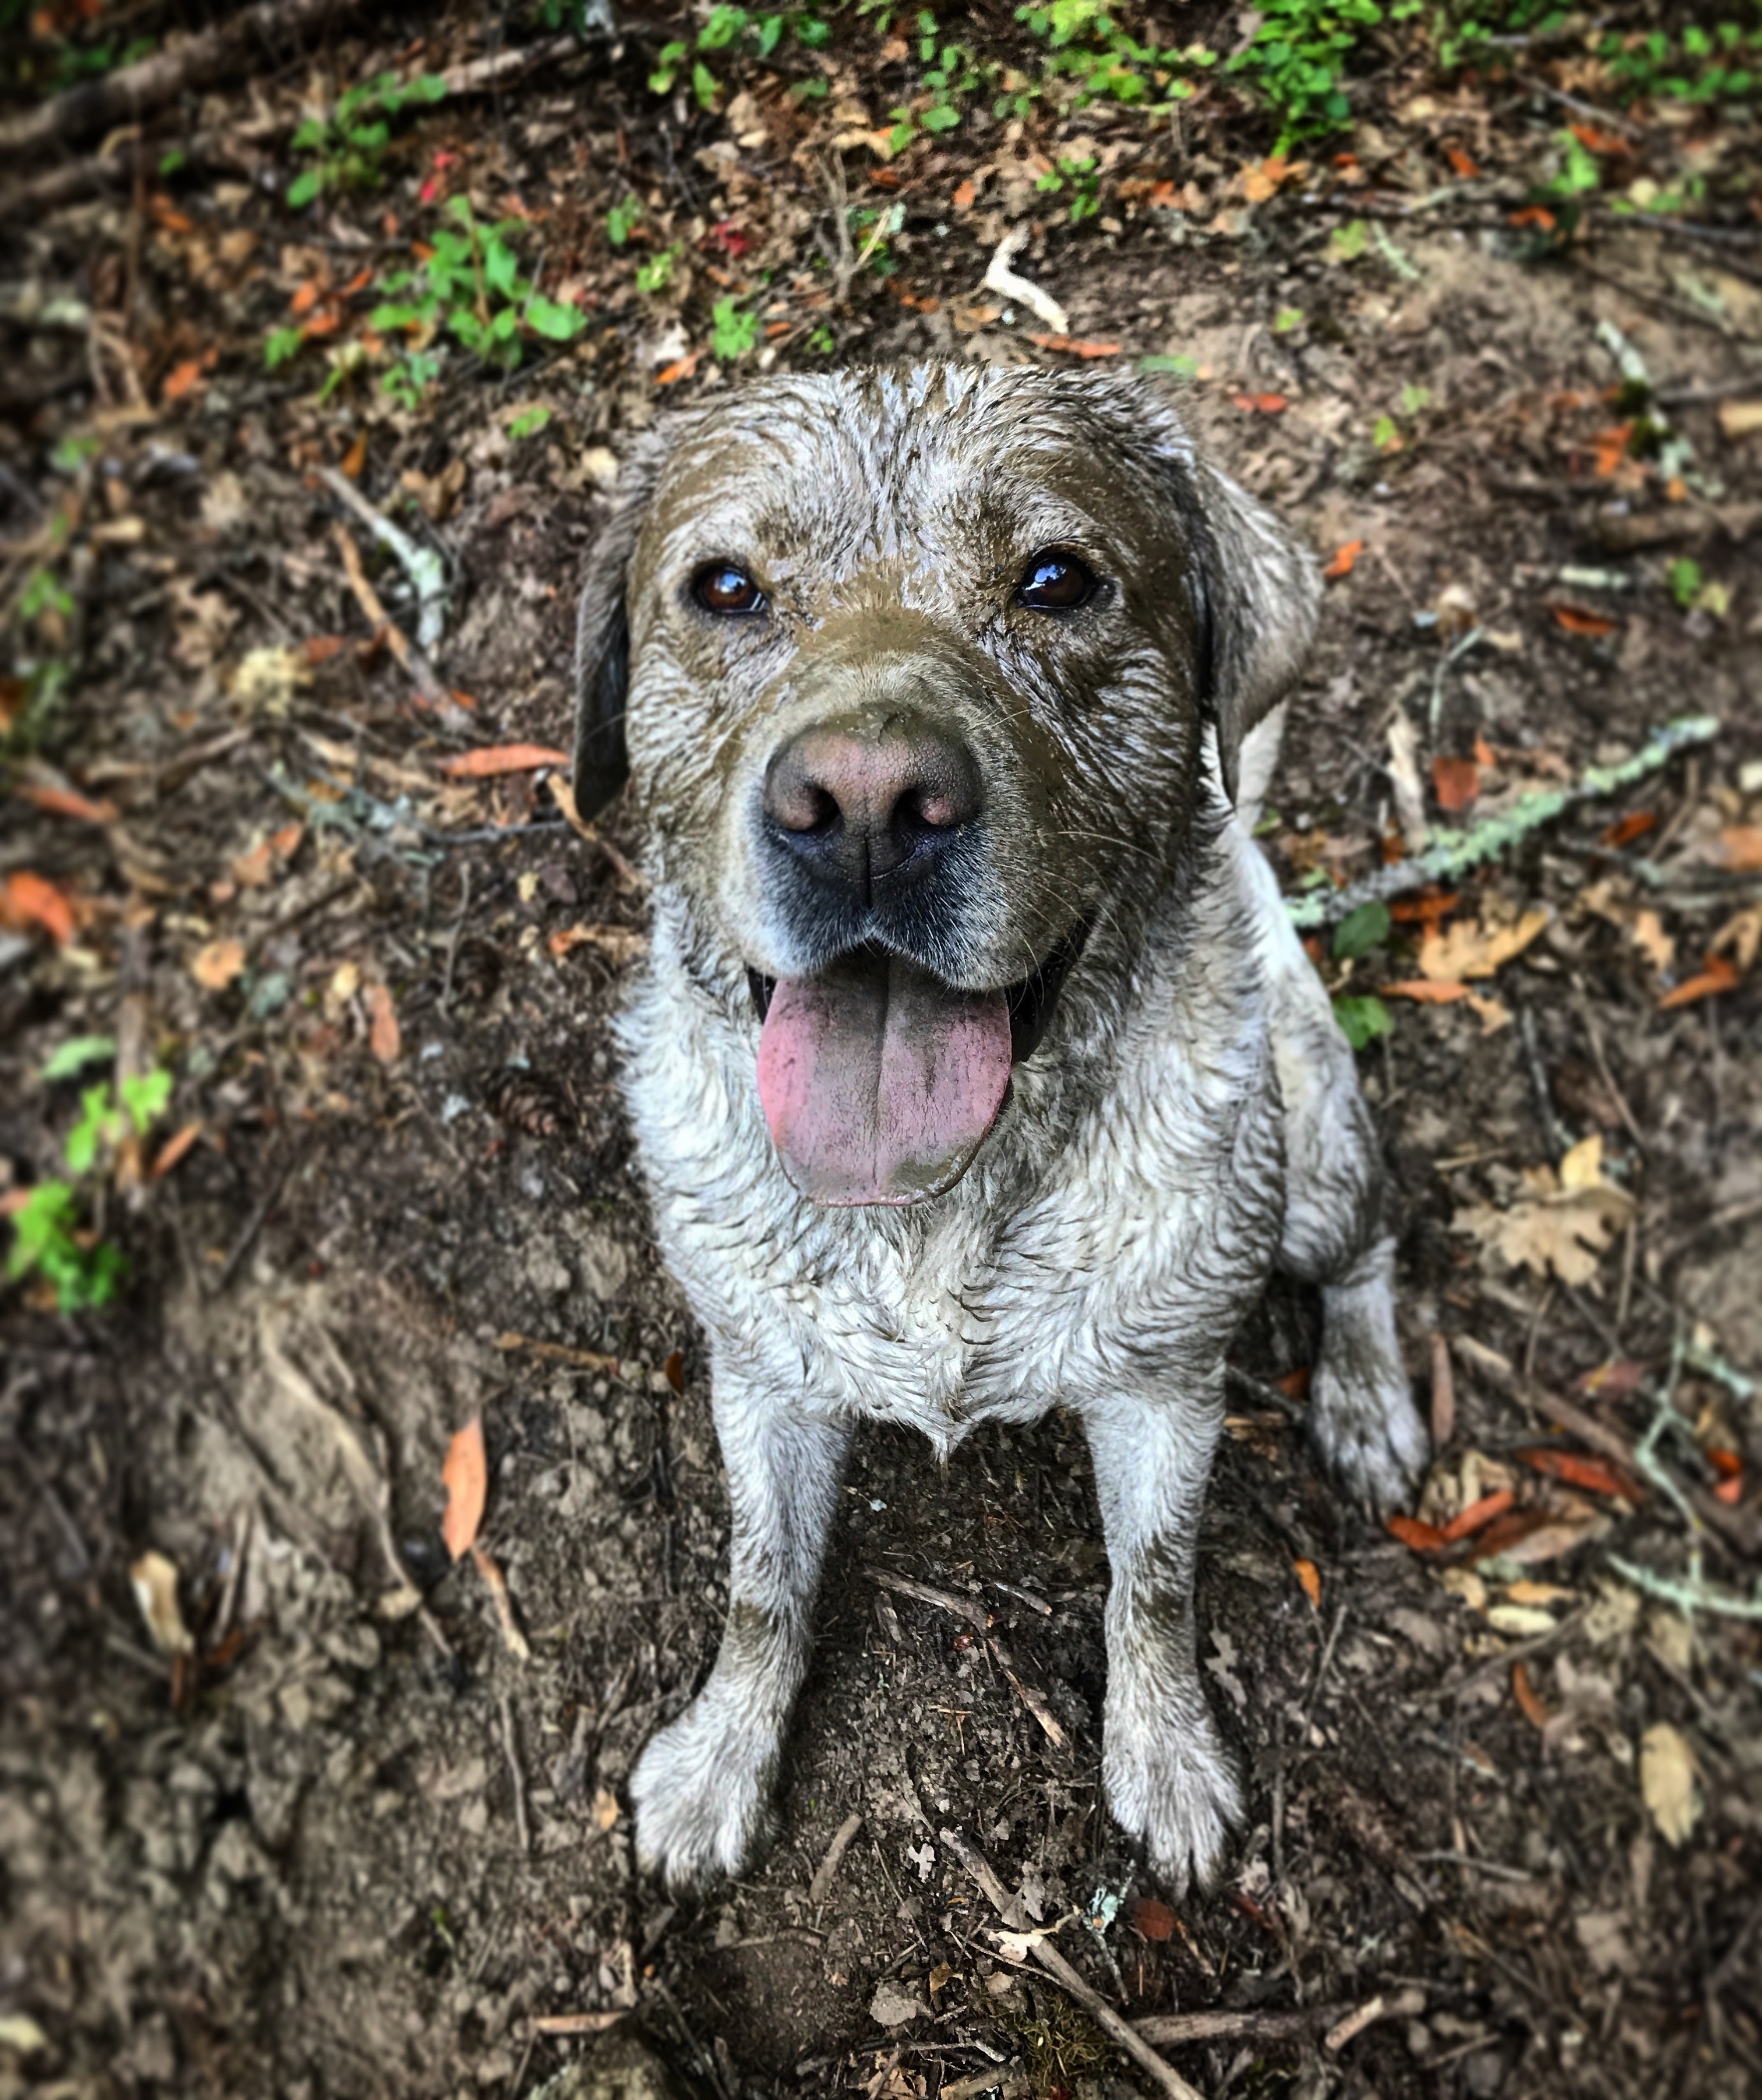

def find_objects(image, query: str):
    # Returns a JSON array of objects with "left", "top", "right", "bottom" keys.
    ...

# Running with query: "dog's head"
[{"left": 574, "top": 363, "right": 1317, "bottom": 1209}]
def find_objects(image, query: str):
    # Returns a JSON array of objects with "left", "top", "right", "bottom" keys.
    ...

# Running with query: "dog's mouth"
[{"left": 746, "top": 924, "right": 1088, "bottom": 1210}]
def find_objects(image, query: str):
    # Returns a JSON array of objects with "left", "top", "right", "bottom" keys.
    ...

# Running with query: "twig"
[
  {"left": 982, "top": 227, "right": 1070, "bottom": 335},
  {"left": 216, "top": 1156, "right": 290, "bottom": 1294},
  {"left": 940, "top": 1827, "right": 1207, "bottom": 2100},
  {"left": 808, "top": 1810, "right": 865, "bottom": 1906},
  {"left": 440, "top": 860, "right": 471, "bottom": 1015},
  {"left": 1540, "top": 1387, "right": 1757, "bottom": 1554},
  {"left": 1518, "top": 1002, "right": 1570, "bottom": 1161},
  {"left": 330, "top": 523, "right": 455, "bottom": 714},
  {"left": 1570, "top": 979, "right": 1647, "bottom": 1152},
  {"left": 1136, "top": 1995, "right": 1420, "bottom": 2046},
  {"left": 318, "top": 466, "right": 448, "bottom": 652},
  {"left": 1513, "top": 76, "right": 1645, "bottom": 139},
  {"left": 865, "top": 1567, "right": 1069, "bottom": 1752},
  {"left": 499, "top": 1693, "right": 531, "bottom": 1856},
  {"left": 1285, "top": 714, "right": 1719, "bottom": 928}
]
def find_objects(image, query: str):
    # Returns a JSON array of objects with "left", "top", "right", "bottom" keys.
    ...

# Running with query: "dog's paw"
[
  {"left": 630, "top": 1699, "right": 776, "bottom": 1892},
  {"left": 1309, "top": 1352, "right": 1428, "bottom": 1516},
  {"left": 1103, "top": 1703, "right": 1243, "bottom": 1898}
]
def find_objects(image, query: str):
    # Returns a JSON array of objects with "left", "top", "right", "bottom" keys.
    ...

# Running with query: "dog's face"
[{"left": 575, "top": 365, "right": 1316, "bottom": 1208}]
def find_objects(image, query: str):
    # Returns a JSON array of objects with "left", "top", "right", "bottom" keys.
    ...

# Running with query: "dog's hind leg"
[
  {"left": 630, "top": 1378, "right": 851, "bottom": 1889},
  {"left": 1268, "top": 962, "right": 1427, "bottom": 1513},
  {"left": 1083, "top": 1382, "right": 1242, "bottom": 1896}
]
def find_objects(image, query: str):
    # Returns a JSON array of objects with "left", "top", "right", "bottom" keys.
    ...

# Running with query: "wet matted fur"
[{"left": 568, "top": 363, "right": 1428, "bottom": 1892}]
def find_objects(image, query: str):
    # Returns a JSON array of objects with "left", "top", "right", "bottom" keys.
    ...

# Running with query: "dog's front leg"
[
  {"left": 631, "top": 1377, "right": 850, "bottom": 1890},
  {"left": 1082, "top": 1381, "right": 1242, "bottom": 1896}
]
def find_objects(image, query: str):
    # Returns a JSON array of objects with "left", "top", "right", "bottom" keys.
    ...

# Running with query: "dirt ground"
[{"left": 3, "top": 5, "right": 1761, "bottom": 2097}]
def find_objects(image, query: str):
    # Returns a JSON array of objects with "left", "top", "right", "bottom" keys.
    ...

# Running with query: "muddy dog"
[{"left": 568, "top": 363, "right": 1428, "bottom": 1894}]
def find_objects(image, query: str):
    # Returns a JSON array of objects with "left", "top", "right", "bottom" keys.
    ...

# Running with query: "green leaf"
[
  {"left": 287, "top": 167, "right": 324, "bottom": 209},
  {"left": 1271, "top": 305, "right": 1304, "bottom": 334},
  {"left": 120, "top": 1067, "right": 172, "bottom": 1137},
  {"left": 525, "top": 295, "right": 587, "bottom": 341},
  {"left": 1332, "top": 900, "right": 1391, "bottom": 960},
  {"left": 710, "top": 295, "right": 759, "bottom": 361},
  {"left": 1400, "top": 383, "right": 1432, "bottom": 415},
  {"left": 508, "top": 405, "right": 553, "bottom": 439},
  {"left": 1328, "top": 218, "right": 1368, "bottom": 263},
  {"left": 1332, "top": 994, "right": 1393, "bottom": 1050},
  {"left": 922, "top": 100, "right": 962, "bottom": 130},
  {"left": 1138, "top": 352, "right": 1197, "bottom": 378},
  {"left": 692, "top": 59, "right": 720, "bottom": 109},
  {"left": 64, "top": 1082, "right": 116, "bottom": 1177},
  {"left": 41, "top": 1036, "right": 116, "bottom": 1083},
  {"left": 1666, "top": 556, "right": 1702, "bottom": 609},
  {"left": 1372, "top": 413, "right": 1398, "bottom": 448}
]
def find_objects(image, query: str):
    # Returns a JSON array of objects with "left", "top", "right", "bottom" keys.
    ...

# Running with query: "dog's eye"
[
  {"left": 1016, "top": 550, "right": 1097, "bottom": 613},
  {"left": 693, "top": 563, "right": 766, "bottom": 616}
]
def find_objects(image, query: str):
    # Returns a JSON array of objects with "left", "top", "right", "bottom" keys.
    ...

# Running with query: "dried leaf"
[
  {"left": 1430, "top": 1330, "right": 1456, "bottom": 1446},
  {"left": 1710, "top": 904, "right": 1761, "bottom": 973},
  {"left": 1419, "top": 907, "right": 1549, "bottom": 981},
  {"left": 2, "top": 870, "right": 76, "bottom": 944},
  {"left": 1659, "top": 954, "right": 1739, "bottom": 1010},
  {"left": 1511, "top": 1660, "right": 1551, "bottom": 1729},
  {"left": 470, "top": 1541, "right": 531, "bottom": 1660},
  {"left": 1387, "top": 1513, "right": 1448, "bottom": 1553},
  {"left": 1129, "top": 1897, "right": 1176, "bottom": 1942},
  {"left": 547, "top": 922, "right": 650, "bottom": 966},
  {"left": 130, "top": 1550, "right": 195, "bottom": 1656},
  {"left": 1380, "top": 979, "right": 1471, "bottom": 1003},
  {"left": 1454, "top": 1178, "right": 1634, "bottom": 1287},
  {"left": 441, "top": 1417, "right": 487, "bottom": 1561},
  {"left": 1516, "top": 1447, "right": 1642, "bottom": 1502},
  {"left": 1431, "top": 756, "right": 1479, "bottom": 813},
  {"left": 1630, "top": 908, "right": 1675, "bottom": 973},
  {"left": 592, "top": 1785, "right": 621, "bottom": 1832},
  {"left": 1024, "top": 334, "right": 1122, "bottom": 358},
  {"left": 150, "top": 1121, "right": 202, "bottom": 1178},
  {"left": 1323, "top": 538, "right": 1363, "bottom": 580},
  {"left": 1716, "top": 400, "right": 1762, "bottom": 441},
  {"left": 1440, "top": 1488, "right": 1514, "bottom": 1543},
  {"left": 191, "top": 937, "right": 246, "bottom": 990},
  {"left": 363, "top": 980, "right": 401, "bottom": 1064},
  {"left": 1294, "top": 1557, "right": 1323, "bottom": 1608},
  {"left": 15, "top": 781, "right": 118, "bottom": 825},
  {"left": 435, "top": 743, "right": 570, "bottom": 779},
  {"left": 1640, "top": 1723, "right": 1700, "bottom": 1845},
  {"left": 1550, "top": 603, "right": 1616, "bottom": 638}
]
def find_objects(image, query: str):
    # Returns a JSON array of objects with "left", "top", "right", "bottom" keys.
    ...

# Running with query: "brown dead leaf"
[
  {"left": 1717, "top": 400, "right": 1762, "bottom": 440},
  {"left": 1454, "top": 1138, "right": 1635, "bottom": 1287},
  {"left": 1710, "top": 903, "right": 1761, "bottom": 973},
  {"left": 1129, "top": 1897, "right": 1175, "bottom": 1942},
  {"left": 1640, "top": 1723, "right": 1700, "bottom": 1845},
  {"left": 1550, "top": 603, "right": 1617, "bottom": 638},
  {"left": 191, "top": 938, "right": 246, "bottom": 990},
  {"left": 1294, "top": 1558, "right": 1323, "bottom": 1609},
  {"left": 1024, "top": 334, "right": 1122, "bottom": 358},
  {"left": 1431, "top": 756, "right": 1479, "bottom": 813},
  {"left": 441, "top": 1418, "right": 487, "bottom": 1561},
  {"left": 1629, "top": 908, "right": 1675, "bottom": 973},
  {"left": 1323, "top": 538, "right": 1363, "bottom": 580},
  {"left": 436, "top": 743, "right": 570, "bottom": 779},
  {"left": 1717, "top": 825, "right": 1762, "bottom": 873},
  {"left": 1430, "top": 1331, "right": 1456, "bottom": 1447},
  {"left": 150, "top": 1122, "right": 202, "bottom": 1179},
  {"left": 592, "top": 1786, "right": 621, "bottom": 1833},
  {"left": 1380, "top": 979, "right": 1471, "bottom": 1003},
  {"left": 1419, "top": 906, "right": 1549, "bottom": 981},
  {"left": 14, "top": 780, "right": 118, "bottom": 825},
  {"left": 470, "top": 1542, "right": 531, "bottom": 1661},
  {"left": 363, "top": 980, "right": 400, "bottom": 1064},
  {"left": 1659, "top": 954, "right": 1739, "bottom": 1009},
  {"left": 547, "top": 923, "right": 650, "bottom": 967},
  {"left": 129, "top": 1551, "right": 195, "bottom": 1656},
  {"left": 1511, "top": 1660, "right": 1550, "bottom": 1730},
  {"left": 2, "top": 870, "right": 77, "bottom": 945}
]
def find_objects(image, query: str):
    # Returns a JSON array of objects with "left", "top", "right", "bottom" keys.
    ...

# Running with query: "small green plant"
[
  {"left": 1227, "top": 0, "right": 1420, "bottom": 147},
  {"left": 710, "top": 297, "right": 759, "bottom": 361},
  {"left": 1667, "top": 557, "right": 1703, "bottom": 609},
  {"left": 264, "top": 324, "right": 305, "bottom": 370},
  {"left": 649, "top": 3, "right": 832, "bottom": 107},
  {"left": 606, "top": 197, "right": 643, "bottom": 247},
  {"left": 635, "top": 245, "right": 680, "bottom": 295},
  {"left": 1329, "top": 902, "right": 1394, "bottom": 1048},
  {"left": 1599, "top": 17, "right": 1761, "bottom": 105},
  {"left": 1036, "top": 152, "right": 1101, "bottom": 222},
  {"left": 19, "top": 567, "right": 75, "bottom": 626},
  {"left": 369, "top": 196, "right": 586, "bottom": 397},
  {"left": 6, "top": 1042, "right": 174, "bottom": 1314},
  {"left": 507, "top": 404, "right": 553, "bottom": 439},
  {"left": 286, "top": 70, "right": 446, "bottom": 209},
  {"left": 807, "top": 323, "right": 837, "bottom": 354},
  {"left": 1139, "top": 352, "right": 1198, "bottom": 379}
]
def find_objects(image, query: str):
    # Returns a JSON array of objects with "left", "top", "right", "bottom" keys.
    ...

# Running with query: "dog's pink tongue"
[{"left": 757, "top": 954, "right": 1011, "bottom": 1207}]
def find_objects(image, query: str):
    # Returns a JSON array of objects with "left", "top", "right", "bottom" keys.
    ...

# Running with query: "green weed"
[
  {"left": 1329, "top": 902, "right": 1394, "bottom": 1049},
  {"left": 286, "top": 69, "right": 446, "bottom": 210},
  {"left": 1035, "top": 152, "right": 1102, "bottom": 221}
]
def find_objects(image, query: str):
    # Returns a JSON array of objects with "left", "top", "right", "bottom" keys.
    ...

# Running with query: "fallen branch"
[
  {"left": 330, "top": 523, "right": 464, "bottom": 723},
  {"left": 1286, "top": 713, "right": 1720, "bottom": 929},
  {"left": 940, "top": 1827, "right": 1207, "bottom": 2100},
  {"left": 1136, "top": 1987, "right": 1425, "bottom": 2049},
  {"left": 0, "top": 0, "right": 367, "bottom": 161}
]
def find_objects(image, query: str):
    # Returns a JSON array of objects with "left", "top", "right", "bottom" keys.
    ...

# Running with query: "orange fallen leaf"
[
  {"left": 1509, "top": 204, "right": 1556, "bottom": 231},
  {"left": 304, "top": 635, "right": 350, "bottom": 665},
  {"left": 435, "top": 743, "right": 570, "bottom": 778},
  {"left": 1717, "top": 825, "right": 1762, "bottom": 873},
  {"left": 1511, "top": 1660, "right": 1551, "bottom": 1731},
  {"left": 150, "top": 1122, "right": 203, "bottom": 1178},
  {"left": 363, "top": 979, "right": 400, "bottom": 1064},
  {"left": 3, "top": 870, "right": 76, "bottom": 944},
  {"left": 191, "top": 937, "right": 246, "bottom": 990},
  {"left": 952, "top": 178, "right": 976, "bottom": 209},
  {"left": 1231, "top": 391, "right": 1287, "bottom": 414},
  {"left": 1659, "top": 954, "right": 1739, "bottom": 1010},
  {"left": 1601, "top": 809, "right": 1657, "bottom": 849},
  {"left": 1323, "top": 538, "right": 1363, "bottom": 581},
  {"left": 1551, "top": 604, "right": 1617, "bottom": 638},
  {"left": 1445, "top": 144, "right": 1480, "bottom": 178},
  {"left": 1276, "top": 1365, "right": 1312, "bottom": 1402},
  {"left": 1431, "top": 756, "right": 1479, "bottom": 813},
  {"left": 441, "top": 1417, "right": 487, "bottom": 1561},
  {"left": 14, "top": 781, "right": 118, "bottom": 825},
  {"left": 341, "top": 431, "right": 368, "bottom": 480},
  {"left": 1440, "top": 1488, "right": 1515, "bottom": 1544},
  {"left": 1714, "top": 1474, "right": 1744, "bottom": 1506},
  {"left": 1474, "top": 733, "right": 1497, "bottom": 768},
  {"left": 1465, "top": 1508, "right": 1560, "bottom": 1562},
  {"left": 1129, "top": 1897, "right": 1175, "bottom": 1942},
  {"left": 1708, "top": 1448, "right": 1743, "bottom": 1480},
  {"left": 1379, "top": 979, "right": 1471, "bottom": 1003},
  {"left": 664, "top": 1348, "right": 686, "bottom": 1395},
  {"left": 1294, "top": 1557, "right": 1323, "bottom": 1609},
  {"left": 655, "top": 351, "right": 702, "bottom": 386},
  {"left": 1025, "top": 334, "right": 1122, "bottom": 358},
  {"left": 1516, "top": 1446, "right": 1642, "bottom": 1502},
  {"left": 470, "top": 1541, "right": 531, "bottom": 1659},
  {"left": 1591, "top": 423, "right": 1633, "bottom": 478},
  {"left": 290, "top": 279, "right": 325, "bottom": 316},
  {"left": 1387, "top": 1513, "right": 1448, "bottom": 1553},
  {"left": 1568, "top": 122, "right": 1631, "bottom": 157},
  {"left": 162, "top": 358, "right": 205, "bottom": 404}
]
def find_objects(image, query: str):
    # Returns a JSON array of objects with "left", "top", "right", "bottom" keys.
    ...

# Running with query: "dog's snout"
[{"left": 762, "top": 717, "right": 980, "bottom": 898}]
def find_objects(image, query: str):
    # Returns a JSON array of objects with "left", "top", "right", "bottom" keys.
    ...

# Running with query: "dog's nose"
[{"left": 762, "top": 717, "right": 980, "bottom": 897}]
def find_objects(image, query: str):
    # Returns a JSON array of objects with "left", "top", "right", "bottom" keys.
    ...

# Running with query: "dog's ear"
[
  {"left": 1174, "top": 453, "right": 1320, "bottom": 809},
  {"left": 572, "top": 430, "right": 672, "bottom": 824}
]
